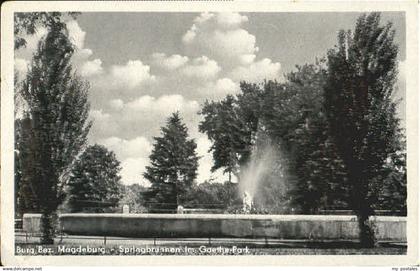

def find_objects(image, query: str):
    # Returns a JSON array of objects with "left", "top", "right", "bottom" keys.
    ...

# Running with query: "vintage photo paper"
[{"left": 1, "top": 0, "right": 418, "bottom": 266}]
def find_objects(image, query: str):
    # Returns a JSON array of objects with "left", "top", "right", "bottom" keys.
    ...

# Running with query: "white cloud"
[
  {"left": 151, "top": 53, "right": 221, "bottom": 80},
  {"left": 88, "top": 94, "right": 200, "bottom": 142},
  {"left": 98, "top": 136, "right": 152, "bottom": 160},
  {"left": 182, "top": 27, "right": 197, "bottom": 44},
  {"left": 66, "top": 20, "right": 86, "bottom": 49},
  {"left": 109, "top": 99, "right": 124, "bottom": 111},
  {"left": 151, "top": 53, "right": 189, "bottom": 71},
  {"left": 181, "top": 12, "right": 282, "bottom": 86},
  {"left": 120, "top": 157, "right": 151, "bottom": 186},
  {"left": 89, "top": 109, "right": 119, "bottom": 140},
  {"left": 193, "top": 12, "right": 215, "bottom": 25},
  {"left": 196, "top": 78, "right": 240, "bottom": 100},
  {"left": 107, "top": 60, "right": 155, "bottom": 89},
  {"left": 229, "top": 58, "right": 282, "bottom": 83},
  {"left": 180, "top": 56, "right": 221, "bottom": 79},
  {"left": 214, "top": 78, "right": 240, "bottom": 95},
  {"left": 87, "top": 59, "right": 156, "bottom": 106},
  {"left": 74, "top": 48, "right": 93, "bottom": 60},
  {"left": 239, "top": 54, "right": 256, "bottom": 65},
  {"left": 216, "top": 12, "right": 248, "bottom": 29},
  {"left": 80, "top": 59, "right": 103, "bottom": 77},
  {"left": 183, "top": 12, "right": 258, "bottom": 68},
  {"left": 125, "top": 95, "right": 155, "bottom": 111},
  {"left": 146, "top": 54, "right": 225, "bottom": 100},
  {"left": 90, "top": 109, "right": 111, "bottom": 122},
  {"left": 212, "top": 29, "right": 258, "bottom": 64},
  {"left": 125, "top": 94, "right": 199, "bottom": 117}
]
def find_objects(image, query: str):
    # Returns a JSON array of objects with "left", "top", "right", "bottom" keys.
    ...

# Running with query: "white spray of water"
[{"left": 238, "top": 143, "right": 278, "bottom": 206}]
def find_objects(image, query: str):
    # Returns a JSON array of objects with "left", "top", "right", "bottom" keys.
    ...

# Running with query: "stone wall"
[
  {"left": 22, "top": 213, "right": 42, "bottom": 234},
  {"left": 51, "top": 213, "right": 406, "bottom": 241}
]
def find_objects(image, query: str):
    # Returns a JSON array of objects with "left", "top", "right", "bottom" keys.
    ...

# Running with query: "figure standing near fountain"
[{"left": 242, "top": 191, "right": 253, "bottom": 214}]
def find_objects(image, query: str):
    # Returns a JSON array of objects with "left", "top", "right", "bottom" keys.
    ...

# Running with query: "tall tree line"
[{"left": 199, "top": 13, "right": 406, "bottom": 247}]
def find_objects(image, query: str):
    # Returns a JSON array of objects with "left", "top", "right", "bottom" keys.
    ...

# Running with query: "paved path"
[{"left": 15, "top": 232, "right": 406, "bottom": 248}]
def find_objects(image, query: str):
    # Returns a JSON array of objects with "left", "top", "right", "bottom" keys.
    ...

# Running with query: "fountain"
[
  {"left": 242, "top": 191, "right": 253, "bottom": 213},
  {"left": 239, "top": 135, "right": 276, "bottom": 213}
]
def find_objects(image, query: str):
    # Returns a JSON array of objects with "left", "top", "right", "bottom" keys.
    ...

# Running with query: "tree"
[
  {"left": 200, "top": 81, "right": 303, "bottom": 213},
  {"left": 14, "top": 12, "right": 79, "bottom": 49},
  {"left": 67, "top": 145, "right": 123, "bottom": 213},
  {"left": 199, "top": 95, "right": 253, "bottom": 182},
  {"left": 184, "top": 181, "right": 241, "bottom": 209},
  {"left": 272, "top": 63, "right": 349, "bottom": 214},
  {"left": 199, "top": 82, "right": 266, "bottom": 183},
  {"left": 324, "top": 13, "right": 405, "bottom": 247},
  {"left": 199, "top": 77, "right": 342, "bottom": 214},
  {"left": 143, "top": 112, "right": 199, "bottom": 211},
  {"left": 18, "top": 23, "right": 91, "bottom": 243},
  {"left": 15, "top": 118, "right": 41, "bottom": 216},
  {"left": 375, "top": 149, "right": 406, "bottom": 214}
]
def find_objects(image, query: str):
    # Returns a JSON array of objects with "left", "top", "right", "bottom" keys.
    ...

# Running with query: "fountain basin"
[{"left": 28, "top": 213, "right": 406, "bottom": 241}]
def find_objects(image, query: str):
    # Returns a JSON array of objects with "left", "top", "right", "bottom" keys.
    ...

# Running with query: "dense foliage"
[
  {"left": 16, "top": 22, "right": 91, "bottom": 243},
  {"left": 324, "top": 13, "right": 405, "bottom": 247},
  {"left": 199, "top": 14, "right": 406, "bottom": 228},
  {"left": 67, "top": 145, "right": 123, "bottom": 213},
  {"left": 184, "top": 181, "right": 242, "bottom": 209},
  {"left": 143, "top": 112, "right": 199, "bottom": 211}
]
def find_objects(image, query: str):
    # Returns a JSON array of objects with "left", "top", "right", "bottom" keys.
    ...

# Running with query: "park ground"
[{"left": 15, "top": 233, "right": 407, "bottom": 255}]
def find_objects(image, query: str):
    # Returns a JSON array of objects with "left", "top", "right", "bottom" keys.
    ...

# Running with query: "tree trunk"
[
  {"left": 349, "top": 161, "right": 376, "bottom": 248},
  {"left": 357, "top": 211, "right": 376, "bottom": 248},
  {"left": 353, "top": 174, "right": 376, "bottom": 248},
  {"left": 40, "top": 209, "right": 55, "bottom": 244},
  {"left": 175, "top": 174, "right": 179, "bottom": 208}
]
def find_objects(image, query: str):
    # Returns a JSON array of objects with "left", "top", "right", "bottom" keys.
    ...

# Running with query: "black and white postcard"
[{"left": 1, "top": 0, "right": 418, "bottom": 267}]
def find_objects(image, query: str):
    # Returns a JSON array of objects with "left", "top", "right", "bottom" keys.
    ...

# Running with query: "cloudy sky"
[{"left": 15, "top": 12, "right": 406, "bottom": 186}]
